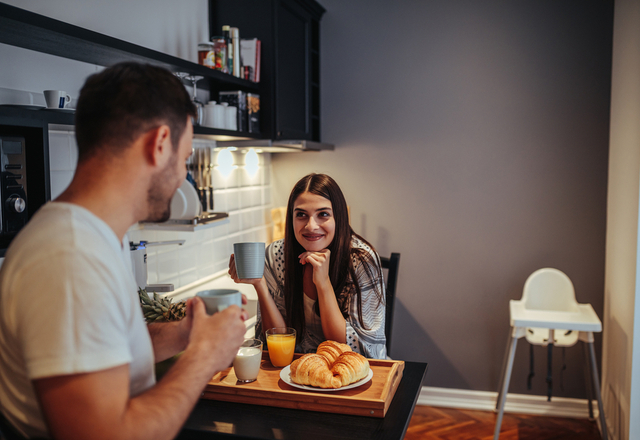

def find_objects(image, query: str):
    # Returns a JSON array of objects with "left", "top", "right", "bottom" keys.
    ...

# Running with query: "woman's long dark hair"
[{"left": 282, "top": 173, "right": 384, "bottom": 339}]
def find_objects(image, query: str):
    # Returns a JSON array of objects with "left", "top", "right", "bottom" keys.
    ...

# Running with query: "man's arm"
[
  {"left": 33, "top": 299, "right": 246, "bottom": 440},
  {"left": 147, "top": 320, "right": 189, "bottom": 362}
]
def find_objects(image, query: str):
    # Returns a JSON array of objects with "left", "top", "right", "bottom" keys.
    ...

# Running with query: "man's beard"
[{"left": 143, "top": 157, "right": 179, "bottom": 223}]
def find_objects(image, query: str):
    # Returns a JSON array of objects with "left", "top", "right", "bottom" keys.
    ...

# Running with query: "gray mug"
[
  {"left": 196, "top": 289, "right": 242, "bottom": 314},
  {"left": 233, "top": 242, "right": 266, "bottom": 279}
]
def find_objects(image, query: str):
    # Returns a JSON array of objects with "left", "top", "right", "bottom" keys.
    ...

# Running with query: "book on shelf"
[{"left": 240, "top": 38, "right": 261, "bottom": 83}]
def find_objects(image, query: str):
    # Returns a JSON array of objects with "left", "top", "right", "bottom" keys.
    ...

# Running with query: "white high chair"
[{"left": 493, "top": 268, "right": 607, "bottom": 440}]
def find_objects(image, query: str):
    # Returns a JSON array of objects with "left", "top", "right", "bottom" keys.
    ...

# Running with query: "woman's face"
[{"left": 292, "top": 191, "right": 336, "bottom": 252}]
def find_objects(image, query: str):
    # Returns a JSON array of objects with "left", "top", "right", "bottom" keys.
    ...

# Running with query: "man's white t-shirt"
[{"left": 0, "top": 202, "right": 155, "bottom": 438}]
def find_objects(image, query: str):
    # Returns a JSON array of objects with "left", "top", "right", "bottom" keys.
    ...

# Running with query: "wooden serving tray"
[{"left": 202, "top": 352, "right": 405, "bottom": 418}]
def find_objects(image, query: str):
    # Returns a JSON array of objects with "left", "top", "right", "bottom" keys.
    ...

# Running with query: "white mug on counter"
[{"left": 44, "top": 90, "right": 72, "bottom": 109}]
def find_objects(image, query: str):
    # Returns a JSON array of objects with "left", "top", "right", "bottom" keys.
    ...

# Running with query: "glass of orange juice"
[{"left": 265, "top": 327, "right": 296, "bottom": 367}]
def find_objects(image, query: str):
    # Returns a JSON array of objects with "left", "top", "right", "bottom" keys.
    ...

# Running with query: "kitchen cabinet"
[
  {"left": 210, "top": 0, "right": 325, "bottom": 141},
  {"left": 0, "top": 2, "right": 260, "bottom": 140}
]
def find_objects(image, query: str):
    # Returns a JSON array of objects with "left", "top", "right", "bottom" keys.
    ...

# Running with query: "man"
[{"left": 0, "top": 62, "right": 247, "bottom": 439}]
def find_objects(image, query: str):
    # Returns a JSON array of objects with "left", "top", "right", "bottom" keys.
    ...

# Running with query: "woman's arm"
[
  {"left": 228, "top": 254, "right": 286, "bottom": 333},
  {"left": 300, "top": 249, "right": 347, "bottom": 343}
]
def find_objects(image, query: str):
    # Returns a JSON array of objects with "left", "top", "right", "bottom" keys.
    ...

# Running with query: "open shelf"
[
  {"left": 193, "top": 126, "right": 260, "bottom": 140},
  {"left": 0, "top": 2, "right": 258, "bottom": 92}
]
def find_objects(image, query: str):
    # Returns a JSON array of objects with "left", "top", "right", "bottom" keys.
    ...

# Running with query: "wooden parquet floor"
[{"left": 405, "top": 406, "right": 602, "bottom": 440}]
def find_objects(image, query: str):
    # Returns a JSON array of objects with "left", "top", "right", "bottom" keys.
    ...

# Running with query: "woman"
[{"left": 229, "top": 173, "right": 387, "bottom": 359}]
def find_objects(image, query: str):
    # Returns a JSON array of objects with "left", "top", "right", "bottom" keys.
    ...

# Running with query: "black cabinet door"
[
  {"left": 210, "top": 0, "right": 324, "bottom": 141},
  {"left": 275, "top": 0, "right": 310, "bottom": 140}
]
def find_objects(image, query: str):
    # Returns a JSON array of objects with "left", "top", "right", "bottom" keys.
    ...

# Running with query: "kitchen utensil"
[
  {"left": 203, "top": 147, "right": 211, "bottom": 212},
  {"left": 196, "top": 289, "right": 242, "bottom": 314},
  {"left": 279, "top": 365, "right": 374, "bottom": 391},
  {"left": 225, "top": 105, "right": 237, "bottom": 130},
  {"left": 196, "top": 148, "right": 207, "bottom": 211},
  {"left": 265, "top": 327, "right": 296, "bottom": 367},
  {"left": 219, "top": 91, "right": 247, "bottom": 132},
  {"left": 202, "top": 352, "right": 406, "bottom": 418},
  {"left": 203, "top": 101, "right": 216, "bottom": 128},
  {"left": 170, "top": 179, "right": 201, "bottom": 219},
  {"left": 212, "top": 102, "right": 225, "bottom": 128},
  {"left": 207, "top": 147, "right": 215, "bottom": 211},
  {"left": 174, "top": 73, "right": 204, "bottom": 126},
  {"left": 233, "top": 242, "right": 265, "bottom": 279},
  {"left": 43, "top": 90, "right": 72, "bottom": 109},
  {"left": 189, "top": 75, "right": 204, "bottom": 126},
  {"left": 233, "top": 339, "right": 263, "bottom": 383}
]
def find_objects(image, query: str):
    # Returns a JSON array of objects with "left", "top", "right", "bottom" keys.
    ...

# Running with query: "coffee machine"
[{"left": 129, "top": 240, "right": 185, "bottom": 292}]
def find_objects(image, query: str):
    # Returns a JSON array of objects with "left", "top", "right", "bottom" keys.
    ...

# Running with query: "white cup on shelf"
[
  {"left": 44, "top": 90, "right": 72, "bottom": 109},
  {"left": 225, "top": 105, "right": 237, "bottom": 131},
  {"left": 203, "top": 101, "right": 217, "bottom": 128},
  {"left": 213, "top": 102, "right": 225, "bottom": 129}
]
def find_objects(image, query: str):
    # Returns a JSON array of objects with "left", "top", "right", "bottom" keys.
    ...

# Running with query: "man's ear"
[{"left": 143, "top": 125, "right": 172, "bottom": 167}]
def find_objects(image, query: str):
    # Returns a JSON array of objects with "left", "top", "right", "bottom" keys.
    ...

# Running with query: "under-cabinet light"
[
  {"left": 244, "top": 149, "right": 259, "bottom": 177},
  {"left": 215, "top": 147, "right": 237, "bottom": 177}
]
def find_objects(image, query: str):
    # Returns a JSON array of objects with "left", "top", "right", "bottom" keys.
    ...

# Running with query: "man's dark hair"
[{"left": 75, "top": 62, "right": 196, "bottom": 161}]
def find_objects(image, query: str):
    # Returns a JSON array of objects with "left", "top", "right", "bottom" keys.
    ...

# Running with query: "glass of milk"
[{"left": 233, "top": 338, "right": 263, "bottom": 383}]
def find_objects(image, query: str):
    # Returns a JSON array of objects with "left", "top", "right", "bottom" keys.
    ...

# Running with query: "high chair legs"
[
  {"left": 493, "top": 334, "right": 518, "bottom": 440},
  {"left": 493, "top": 330, "right": 608, "bottom": 440},
  {"left": 583, "top": 342, "right": 594, "bottom": 419},
  {"left": 587, "top": 341, "right": 607, "bottom": 440}
]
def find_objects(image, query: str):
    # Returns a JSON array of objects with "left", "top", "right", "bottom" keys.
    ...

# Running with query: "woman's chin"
[{"left": 302, "top": 242, "right": 326, "bottom": 252}]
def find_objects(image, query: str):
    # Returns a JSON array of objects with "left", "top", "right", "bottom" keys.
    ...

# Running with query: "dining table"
[{"left": 176, "top": 361, "right": 428, "bottom": 440}]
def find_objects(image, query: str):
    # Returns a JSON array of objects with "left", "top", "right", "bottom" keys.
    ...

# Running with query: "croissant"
[
  {"left": 290, "top": 354, "right": 341, "bottom": 388},
  {"left": 316, "top": 340, "right": 352, "bottom": 364},
  {"left": 289, "top": 342, "right": 370, "bottom": 389},
  {"left": 331, "top": 351, "right": 370, "bottom": 387}
]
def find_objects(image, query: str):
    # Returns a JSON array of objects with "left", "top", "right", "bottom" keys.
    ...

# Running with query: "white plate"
[
  {"left": 279, "top": 365, "right": 373, "bottom": 392},
  {"left": 170, "top": 179, "right": 201, "bottom": 219}
]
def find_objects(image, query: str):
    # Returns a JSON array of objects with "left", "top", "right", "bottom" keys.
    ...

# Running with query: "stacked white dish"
[{"left": 170, "top": 179, "right": 201, "bottom": 220}]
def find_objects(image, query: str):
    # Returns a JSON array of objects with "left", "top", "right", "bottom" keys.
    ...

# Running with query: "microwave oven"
[{"left": 0, "top": 120, "right": 50, "bottom": 257}]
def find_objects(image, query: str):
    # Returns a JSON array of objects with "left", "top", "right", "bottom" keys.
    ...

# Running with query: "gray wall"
[{"left": 271, "top": 0, "right": 613, "bottom": 397}]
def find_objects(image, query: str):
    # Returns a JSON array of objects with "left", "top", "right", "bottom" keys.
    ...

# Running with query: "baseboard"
[{"left": 417, "top": 386, "right": 599, "bottom": 419}]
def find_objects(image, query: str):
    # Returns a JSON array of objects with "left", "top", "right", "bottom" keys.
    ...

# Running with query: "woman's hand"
[
  {"left": 228, "top": 254, "right": 264, "bottom": 286},
  {"left": 299, "top": 249, "right": 331, "bottom": 288}
]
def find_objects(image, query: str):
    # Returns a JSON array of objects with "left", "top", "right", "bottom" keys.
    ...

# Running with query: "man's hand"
[{"left": 185, "top": 297, "right": 247, "bottom": 373}]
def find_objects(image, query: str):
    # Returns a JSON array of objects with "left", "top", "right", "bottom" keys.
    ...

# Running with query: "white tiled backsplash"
[
  {"left": 48, "top": 130, "right": 78, "bottom": 199},
  {"left": 48, "top": 132, "right": 273, "bottom": 290}
]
